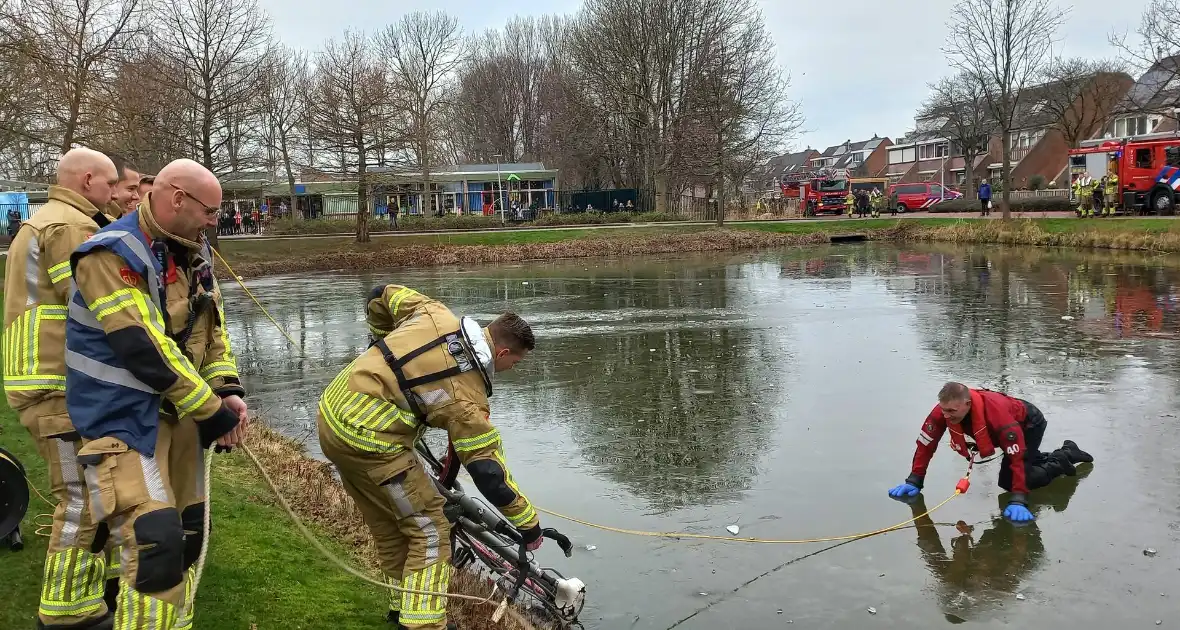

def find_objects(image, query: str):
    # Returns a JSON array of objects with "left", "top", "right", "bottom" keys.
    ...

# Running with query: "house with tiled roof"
[{"left": 809, "top": 136, "right": 893, "bottom": 177}]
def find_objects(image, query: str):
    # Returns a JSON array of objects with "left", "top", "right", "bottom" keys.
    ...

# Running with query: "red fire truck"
[
  {"left": 1067, "top": 135, "right": 1180, "bottom": 215},
  {"left": 780, "top": 168, "right": 852, "bottom": 215}
]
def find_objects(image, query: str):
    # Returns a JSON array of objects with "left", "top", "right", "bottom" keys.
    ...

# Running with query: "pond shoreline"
[{"left": 217, "top": 219, "right": 1180, "bottom": 279}]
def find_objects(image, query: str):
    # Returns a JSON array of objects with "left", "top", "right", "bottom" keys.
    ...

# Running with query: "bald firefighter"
[
  {"left": 3, "top": 148, "right": 120, "bottom": 629},
  {"left": 887, "top": 382, "right": 1093, "bottom": 523},
  {"left": 318, "top": 285, "right": 540, "bottom": 630},
  {"left": 66, "top": 158, "right": 248, "bottom": 630}
]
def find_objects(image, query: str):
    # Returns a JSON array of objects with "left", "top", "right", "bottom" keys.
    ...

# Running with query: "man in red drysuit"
[{"left": 887, "top": 382, "right": 1093, "bottom": 522}]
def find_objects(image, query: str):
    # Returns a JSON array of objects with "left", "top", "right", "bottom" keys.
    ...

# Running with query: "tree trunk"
[
  {"left": 715, "top": 147, "right": 726, "bottom": 227},
  {"left": 356, "top": 151, "right": 370, "bottom": 244},
  {"left": 280, "top": 135, "right": 298, "bottom": 222},
  {"left": 965, "top": 152, "right": 978, "bottom": 201},
  {"left": 654, "top": 176, "right": 668, "bottom": 214},
  {"left": 1000, "top": 129, "right": 1012, "bottom": 220}
]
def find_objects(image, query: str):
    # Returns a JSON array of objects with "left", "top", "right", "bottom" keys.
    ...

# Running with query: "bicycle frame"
[{"left": 416, "top": 440, "right": 587, "bottom": 628}]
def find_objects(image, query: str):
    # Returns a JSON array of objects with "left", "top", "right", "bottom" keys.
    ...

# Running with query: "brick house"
[
  {"left": 809, "top": 136, "right": 893, "bottom": 177},
  {"left": 760, "top": 149, "right": 820, "bottom": 191},
  {"left": 1084, "top": 55, "right": 1180, "bottom": 143},
  {"left": 891, "top": 72, "right": 1132, "bottom": 192}
]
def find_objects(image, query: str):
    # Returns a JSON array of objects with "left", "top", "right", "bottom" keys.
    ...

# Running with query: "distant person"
[
  {"left": 137, "top": 174, "right": 155, "bottom": 198},
  {"left": 978, "top": 180, "right": 992, "bottom": 216},
  {"left": 887, "top": 382, "right": 1093, "bottom": 522}
]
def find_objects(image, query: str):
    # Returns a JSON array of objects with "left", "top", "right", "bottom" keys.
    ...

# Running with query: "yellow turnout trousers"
[
  {"left": 77, "top": 417, "right": 208, "bottom": 630},
  {"left": 318, "top": 412, "right": 453, "bottom": 629}
]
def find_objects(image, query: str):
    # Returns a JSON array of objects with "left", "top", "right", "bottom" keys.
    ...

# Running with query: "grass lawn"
[{"left": 0, "top": 405, "right": 389, "bottom": 629}]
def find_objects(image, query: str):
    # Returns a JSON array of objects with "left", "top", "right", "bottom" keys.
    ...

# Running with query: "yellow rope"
[
  {"left": 211, "top": 247, "right": 302, "bottom": 349},
  {"left": 536, "top": 491, "right": 962, "bottom": 544}
]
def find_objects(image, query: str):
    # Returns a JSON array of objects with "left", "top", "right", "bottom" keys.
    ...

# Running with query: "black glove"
[
  {"left": 520, "top": 524, "right": 543, "bottom": 550},
  {"left": 196, "top": 404, "right": 240, "bottom": 450}
]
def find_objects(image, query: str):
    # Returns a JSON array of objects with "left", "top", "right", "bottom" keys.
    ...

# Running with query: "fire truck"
[
  {"left": 1067, "top": 135, "right": 1180, "bottom": 215},
  {"left": 780, "top": 168, "right": 852, "bottom": 215}
]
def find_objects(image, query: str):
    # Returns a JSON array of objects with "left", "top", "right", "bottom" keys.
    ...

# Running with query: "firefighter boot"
[
  {"left": 398, "top": 624, "right": 458, "bottom": 630},
  {"left": 387, "top": 611, "right": 399, "bottom": 625},
  {"left": 1061, "top": 440, "right": 1094, "bottom": 464},
  {"left": 36, "top": 616, "right": 115, "bottom": 630}
]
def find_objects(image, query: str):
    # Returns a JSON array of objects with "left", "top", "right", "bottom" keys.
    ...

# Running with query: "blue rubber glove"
[
  {"left": 1003, "top": 503, "right": 1034, "bottom": 522},
  {"left": 888, "top": 482, "right": 920, "bottom": 498}
]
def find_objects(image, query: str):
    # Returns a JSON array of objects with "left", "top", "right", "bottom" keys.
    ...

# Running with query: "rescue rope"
[
  {"left": 535, "top": 490, "right": 962, "bottom": 545},
  {"left": 0, "top": 448, "right": 59, "bottom": 538}
]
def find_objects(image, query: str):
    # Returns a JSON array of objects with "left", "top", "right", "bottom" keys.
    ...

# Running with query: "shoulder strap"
[{"left": 374, "top": 331, "right": 478, "bottom": 421}]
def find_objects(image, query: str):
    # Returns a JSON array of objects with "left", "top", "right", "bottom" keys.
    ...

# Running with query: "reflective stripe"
[
  {"left": 918, "top": 431, "right": 933, "bottom": 446},
  {"left": 452, "top": 429, "right": 500, "bottom": 453},
  {"left": 399, "top": 563, "right": 450, "bottom": 626},
  {"left": 138, "top": 453, "right": 169, "bottom": 503},
  {"left": 198, "top": 360, "right": 237, "bottom": 381},
  {"left": 2, "top": 305, "right": 70, "bottom": 393},
  {"left": 83, "top": 464, "right": 107, "bottom": 521},
  {"left": 38, "top": 548, "right": 107, "bottom": 618},
  {"left": 385, "top": 476, "right": 440, "bottom": 564},
  {"left": 387, "top": 287, "right": 420, "bottom": 319},
  {"left": 114, "top": 583, "right": 177, "bottom": 630},
  {"left": 505, "top": 503, "right": 537, "bottom": 528},
  {"left": 48, "top": 259, "right": 72, "bottom": 284},
  {"left": 386, "top": 573, "right": 403, "bottom": 612},
  {"left": 318, "top": 361, "right": 412, "bottom": 454},
  {"left": 55, "top": 438, "right": 86, "bottom": 548},
  {"left": 25, "top": 233, "right": 40, "bottom": 307},
  {"left": 65, "top": 348, "right": 156, "bottom": 393}
]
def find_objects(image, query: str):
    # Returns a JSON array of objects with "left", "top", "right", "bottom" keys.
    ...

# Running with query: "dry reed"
[
  {"left": 887, "top": 219, "right": 1180, "bottom": 252},
  {"left": 223, "top": 229, "right": 832, "bottom": 278},
  {"left": 235, "top": 425, "right": 541, "bottom": 630}
]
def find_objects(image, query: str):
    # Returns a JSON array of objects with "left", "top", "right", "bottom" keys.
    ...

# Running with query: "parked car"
[{"left": 887, "top": 182, "right": 963, "bottom": 212}]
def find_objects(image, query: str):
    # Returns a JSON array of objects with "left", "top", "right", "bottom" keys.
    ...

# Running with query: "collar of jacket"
[
  {"left": 47, "top": 185, "right": 105, "bottom": 220},
  {"left": 138, "top": 192, "right": 204, "bottom": 252},
  {"left": 104, "top": 200, "right": 124, "bottom": 220}
]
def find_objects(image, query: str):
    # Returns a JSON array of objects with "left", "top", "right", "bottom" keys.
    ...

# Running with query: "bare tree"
[
  {"left": 12, "top": 0, "right": 146, "bottom": 152},
  {"left": 261, "top": 47, "right": 310, "bottom": 219},
  {"left": 378, "top": 11, "right": 464, "bottom": 215},
  {"left": 1110, "top": 0, "right": 1180, "bottom": 129},
  {"left": 690, "top": 6, "right": 802, "bottom": 225},
  {"left": 158, "top": 0, "right": 272, "bottom": 175},
  {"left": 1039, "top": 58, "right": 1132, "bottom": 148},
  {"left": 310, "top": 31, "right": 393, "bottom": 243},
  {"left": 920, "top": 72, "right": 994, "bottom": 201},
  {"left": 0, "top": 1, "right": 39, "bottom": 171},
  {"left": 944, "top": 0, "right": 1066, "bottom": 219}
]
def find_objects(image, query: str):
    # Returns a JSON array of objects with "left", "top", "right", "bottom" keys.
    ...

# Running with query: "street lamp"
[{"left": 493, "top": 154, "right": 504, "bottom": 225}]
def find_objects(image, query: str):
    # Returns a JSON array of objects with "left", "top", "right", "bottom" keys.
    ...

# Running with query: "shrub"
[{"left": 1029, "top": 174, "right": 1046, "bottom": 191}]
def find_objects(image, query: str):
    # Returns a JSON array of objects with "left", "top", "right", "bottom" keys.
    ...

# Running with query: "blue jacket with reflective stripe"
[{"left": 65, "top": 211, "right": 171, "bottom": 455}]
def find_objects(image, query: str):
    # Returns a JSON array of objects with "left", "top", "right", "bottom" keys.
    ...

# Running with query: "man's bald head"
[
  {"left": 152, "top": 159, "right": 223, "bottom": 240},
  {"left": 57, "top": 147, "right": 119, "bottom": 209}
]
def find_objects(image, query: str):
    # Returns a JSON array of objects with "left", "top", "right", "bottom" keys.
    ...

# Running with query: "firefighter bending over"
[
  {"left": 66, "top": 158, "right": 248, "bottom": 630},
  {"left": 318, "top": 285, "right": 540, "bottom": 630},
  {"left": 887, "top": 382, "right": 1093, "bottom": 522}
]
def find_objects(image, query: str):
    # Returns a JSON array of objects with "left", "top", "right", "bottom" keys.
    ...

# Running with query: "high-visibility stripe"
[
  {"left": 399, "top": 563, "right": 449, "bottom": 626},
  {"left": 48, "top": 260, "right": 72, "bottom": 284},
  {"left": 319, "top": 361, "right": 414, "bottom": 453},
  {"left": 198, "top": 361, "right": 238, "bottom": 381},
  {"left": 2, "top": 305, "right": 70, "bottom": 393},
  {"left": 386, "top": 573, "right": 403, "bottom": 612},
  {"left": 506, "top": 503, "right": 538, "bottom": 528},
  {"left": 918, "top": 431, "right": 933, "bottom": 446},
  {"left": 113, "top": 582, "right": 177, "bottom": 630},
  {"left": 388, "top": 287, "right": 420, "bottom": 319},
  {"left": 38, "top": 548, "right": 107, "bottom": 617},
  {"left": 453, "top": 429, "right": 500, "bottom": 453}
]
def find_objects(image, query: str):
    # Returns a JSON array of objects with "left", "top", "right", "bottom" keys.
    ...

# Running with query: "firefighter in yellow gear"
[
  {"left": 66, "top": 159, "right": 248, "bottom": 630},
  {"left": 1072, "top": 175, "right": 1086, "bottom": 218},
  {"left": 2, "top": 148, "right": 124, "bottom": 629},
  {"left": 845, "top": 191, "right": 855, "bottom": 217},
  {"left": 870, "top": 189, "right": 883, "bottom": 218},
  {"left": 1104, "top": 173, "right": 1119, "bottom": 216},
  {"left": 318, "top": 285, "right": 540, "bottom": 630}
]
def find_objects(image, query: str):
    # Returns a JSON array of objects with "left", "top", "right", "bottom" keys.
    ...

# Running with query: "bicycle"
[{"left": 414, "top": 439, "right": 588, "bottom": 629}]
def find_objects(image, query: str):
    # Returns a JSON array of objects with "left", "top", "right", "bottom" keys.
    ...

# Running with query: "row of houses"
[{"left": 764, "top": 57, "right": 1180, "bottom": 193}]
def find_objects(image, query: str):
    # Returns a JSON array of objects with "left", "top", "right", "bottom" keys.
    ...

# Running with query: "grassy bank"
[
  {"left": 218, "top": 225, "right": 840, "bottom": 278},
  {"left": 217, "top": 216, "right": 1180, "bottom": 278},
  {"left": 0, "top": 417, "right": 533, "bottom": 629}
]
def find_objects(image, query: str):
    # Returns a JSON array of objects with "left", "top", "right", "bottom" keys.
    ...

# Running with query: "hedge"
[
  {"left": 266, "top": 211, "right": 687, "bottom": 236},
  {"left": 928, "top": 197, "right": 1074, "bottom": 213}
]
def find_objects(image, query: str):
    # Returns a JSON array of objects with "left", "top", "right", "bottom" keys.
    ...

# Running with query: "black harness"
[
  {"left": 151, "top": 240, "right": 218, "bottom": 417},
  {"left": 372, "top": 327, "right": 491, "bottom": 423}
]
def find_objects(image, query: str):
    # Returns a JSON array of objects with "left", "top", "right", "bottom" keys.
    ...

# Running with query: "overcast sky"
[{"left": 258, "top": 0, "right": 1152, "bottom": 153}]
